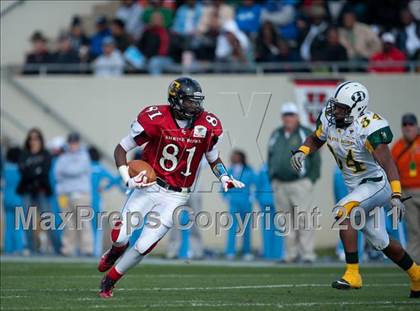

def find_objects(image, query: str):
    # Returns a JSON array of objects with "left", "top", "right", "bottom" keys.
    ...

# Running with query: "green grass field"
[{"left": 1, "top": 261, "right": 419, "bottom": 310}]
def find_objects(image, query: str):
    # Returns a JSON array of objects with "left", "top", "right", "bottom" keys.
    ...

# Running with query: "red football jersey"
[{"left": 130, "top": 105, "right": 223, "bottom": 188}]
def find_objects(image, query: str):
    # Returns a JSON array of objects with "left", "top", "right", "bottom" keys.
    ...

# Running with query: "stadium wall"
[{"left": 1, "top": 74, "right": 419, "bottom": 251}]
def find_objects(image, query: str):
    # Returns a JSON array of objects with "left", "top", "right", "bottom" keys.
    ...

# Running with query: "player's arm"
[
  {"left": 205, "top": 146, "right": 245, "bottom": 192},
  {"left": 115, "top": 121, "right": 154, "bottom": 188},
  {"left": 291, "top": 133, "right": 325, "bottom": 172},
  {"left": 373, "top": 144, "right": 406, "bottom": 220},
  {"left": 373, "top": 144, "right": 401, "bottom": 193},
  {"left": 368, "top": 124, "right": 406, "bottom": 220}
]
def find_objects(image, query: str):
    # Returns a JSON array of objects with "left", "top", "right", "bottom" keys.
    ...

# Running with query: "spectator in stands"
[
  {"left": 93, "top": 37, "right": 125, "bottom": 77},
  {"left": 3, "top": 147, "right": 25, "bottom": 255},
  {"left": 55, "top": 132, "right": 93, "bottom": 257},
  {"left": 51, "top": 33, "right": 80, "bottom": 72},
  {"left": 198, "top": 0, "right": 234, "bottom": 34},
  {"left": 194, "top": 12, "right": 220, "bottom": 61},
  {"left": 23, "top": 31, "right": 53, "bottom": 74},
  {"left": 391, "top": 113, "right": 420, "bottom": 263},
  {"left": 255, "top": 163, "right": 284, "bottom": 260},
  {"left": 17, "top": 128, "right": 61, "bottom": 255},
  {"left": 69, "top": 16, "right": 90, "bottom": 62},
  {"left": 268, "top": 102, "right": 320, "bottom": 263},
  {"left": 116, "top": 0, "right": 144, "bottom": 41},
  {"left": 338, "top": 11, "right": 381, "bottom": 61},
  {"left": 397, "top": 8, "right": 420, "bottom": 60},
  {"left": 318, "top": 26, "right": 348, "bottom": 62},
  {"left": 215, "top": 20, "right": 251, "bottom": 64},
  {"left": 235, "top": 0, "right": 262, "bottom": 37},
  {"left": 299, "top": 5, "right": 329, "bottom": 61},
  {"left": 88, "top": 146, "right": 121, "bottom": 257},
  {"left": 260, "top": 0, "right": 298, "bottom": 41},
  {"left": 90, "top": 16, "right": 112, "bottom": 58},
  {"left": 222, "top": 150, "right": 256, "bottom": 261},
  {"left": 255, "top": 20, "right": 298, "bottom": 63},
  {"left": 142, "top": 0, "right": 173, "bottom": 29},
  {"left": 138, "top": 12, "right": 173, "bottom": 75},
  {"left": 172, "top": 0, "right": 202, "bottom": 36},
  {"left": 171, "top": 0, "right": 203, "bottom": 55},
  {"left": 369, "top": 32, "right": 406, "bottom": 73},
  {"left": 111, "top": 18, "right": 130, "bottom": 52}
]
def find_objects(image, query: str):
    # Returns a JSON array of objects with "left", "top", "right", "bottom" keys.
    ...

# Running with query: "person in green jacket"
[{"left": 268, "top": 102, "right": 321, "bottom": 263}]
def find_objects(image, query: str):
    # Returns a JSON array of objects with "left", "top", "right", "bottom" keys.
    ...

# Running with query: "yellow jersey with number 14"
[{"left": 315, "top": 108, "right": 393, "bottom": 191}]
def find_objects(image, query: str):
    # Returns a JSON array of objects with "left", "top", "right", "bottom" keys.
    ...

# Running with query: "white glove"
[
  {"left": 221, "top": 175, "right": 245, "bottom": 192},
  {"left": 290, "top": 151, "right": 306, "bottom": 172},
  {"left": 126, "top": 170, "right": 156, "bottom": 189},
  {"left": 390, "top": 196, "right": 405, "bottom": 222}
]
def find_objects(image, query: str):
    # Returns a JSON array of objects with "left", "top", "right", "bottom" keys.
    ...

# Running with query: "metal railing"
[{"left": 5, "top": 60, "right": 419, "bottom": 76}]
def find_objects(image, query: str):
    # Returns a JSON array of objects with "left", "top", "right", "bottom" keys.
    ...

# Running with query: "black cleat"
[
  {"left": 332, "top": 279, "right": 352, "bottom": 290},
  {"left": 410, "top": 290, "right": 420, "bottom": 298}
]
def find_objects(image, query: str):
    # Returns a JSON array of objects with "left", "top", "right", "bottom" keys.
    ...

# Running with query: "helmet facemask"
[
  {"left": 325, "top": 98, "right": 354, "bottom": 128},
  {"left": 171, "top": 94, "right": 204, "bottom": 120}
]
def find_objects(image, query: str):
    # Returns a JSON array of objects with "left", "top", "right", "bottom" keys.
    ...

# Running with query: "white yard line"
[
  {"left": 1, "top": 300, "right": 419, "bottom": 310},
  {"left": 0, "top": 283, "right": 410, "bottom": 293},
  {"left": 2, "top": 272, "right": 405, "bottom": 279}
]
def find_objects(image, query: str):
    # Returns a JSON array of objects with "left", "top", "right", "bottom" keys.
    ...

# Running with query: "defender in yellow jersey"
[{"left": 291, "top": 81, "right": 419, "bottom": 298}]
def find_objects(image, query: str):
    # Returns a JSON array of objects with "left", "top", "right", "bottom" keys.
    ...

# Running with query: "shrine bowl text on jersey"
[
  {"left": 130, "top": 105, "right": 223, "bottom": 188},
  {"left": 316, "top": 108, "right": 393, "bottom": 191}
]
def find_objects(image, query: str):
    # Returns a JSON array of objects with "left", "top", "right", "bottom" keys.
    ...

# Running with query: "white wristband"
[{"left": 118, "top": 165, "right": 130, "bottom": 184}]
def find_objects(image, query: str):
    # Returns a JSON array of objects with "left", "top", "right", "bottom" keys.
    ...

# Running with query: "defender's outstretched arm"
[{"left": 291, "top": 133, "right": 325, "bottom": 172}]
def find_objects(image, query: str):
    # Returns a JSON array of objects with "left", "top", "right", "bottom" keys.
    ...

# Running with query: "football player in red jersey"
[{"left": 98, "top": 77, "right": 245, "bottom": 298}]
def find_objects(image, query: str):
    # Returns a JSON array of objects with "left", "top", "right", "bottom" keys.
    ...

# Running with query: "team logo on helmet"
[{"left": 351, "top": 91, "right": 366, "bottom": 103}]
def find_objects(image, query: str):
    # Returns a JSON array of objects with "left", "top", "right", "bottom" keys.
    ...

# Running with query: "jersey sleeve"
[
  {"left": 314, "top": 108, "right": 328, "bottom": 141},
  {"left": 130, "top": 106, "right": 162, "bottom": 146},
  {"left": 361, "top": 113, "right": 393, "bottom": 152},
  {"left": 205, "top": 112, "right": 223, "bottom": 152}
]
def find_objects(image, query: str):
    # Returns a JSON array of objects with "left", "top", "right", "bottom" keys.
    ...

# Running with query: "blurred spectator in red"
[
  {"left": 139, "top": 12, "right": 173, "bottom": 75},
  {"left": 299, "top": 5, "right": 329, "bottom": 61},
  {"left": 142, "top": 0, "right": 173, "bottom": 29},
  {"left": 90, "top": 16, "right": 112, "bottom": 58},
  {"left": 68, "top": 16, "right": 90, "bottom": 62},
  {"left": 260, "top": 0, "right": 298, "bottom": 41},
  {"left": 111, "top": 18, "right": 131, "bottom": 52},
  {"left": 339, "top": 10, "right": 381, "bottom": 61},
  {"left": 17, "top": 128, "right": 61, "bottom": 255},
  {"left": 198, "top": 0, "right": 234, "bottom": 34},
  {"left": 216, "top": 20, "right": 251, "bottom": 64},
  {"left": 397, "top": 8, "right": 420, "bottom": 60},
  {"left": 52, "top": 33, "right": 80, "bottom": 70},
  {"left": 235, "top": 0, "right": 262, "bottom": 38},
  {"left": 116, "top": 0, "right": 144, "bottom": 41},
  {"left": 369, "top": 32, "right": 407, "bottom": 73},
  {"left": 93, "top": 37, "right": 125, "bottom": 77},
  {"left": 318, "top": 26, "right": 348, "bottom": 61},
  {"left": 23, "top": 31, "right": 53, "bottom": 74}
]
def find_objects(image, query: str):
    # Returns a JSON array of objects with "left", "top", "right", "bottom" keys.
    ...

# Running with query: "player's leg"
[
  {"left": 99, "top": 188, "right": 189, "bottom": 298},
  {"left": 98, "top": 189, "right": 155, "bottom": 272},
  {"left": 99, "top": 222, "right": 170, "bottom": 298},
  {"left": 332, "top": 180, "right": 390, "bottom": 290},
  {"left": 361, "top": 207, "right": 420, "bottom": 298}
]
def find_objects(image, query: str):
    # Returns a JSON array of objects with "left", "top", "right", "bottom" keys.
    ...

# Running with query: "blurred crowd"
[
  {"left": 23, "top": 0, "right": 420, "bottom": 75},
  {"left": 1, "top": 108, "right": 419, "bottom": 263},
  {"left": 1, "top": 131, "right": 123, "bottom": 257}
]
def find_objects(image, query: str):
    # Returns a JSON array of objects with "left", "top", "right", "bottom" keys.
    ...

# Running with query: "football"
[{"left": 128, "top": 160, "right": 157, "bottom": 182}]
